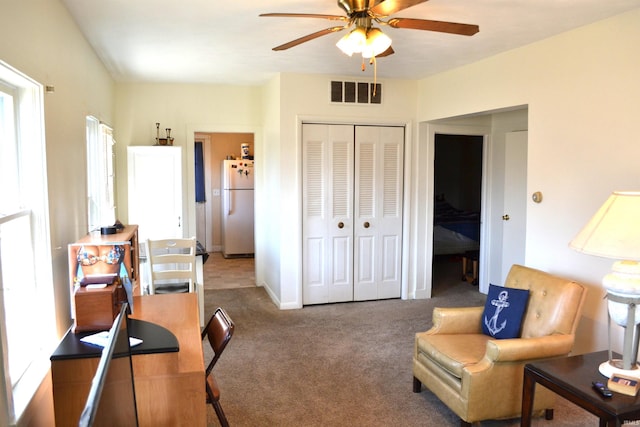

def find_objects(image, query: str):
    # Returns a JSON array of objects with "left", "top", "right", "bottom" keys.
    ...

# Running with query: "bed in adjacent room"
[{"left": 433, "top": 197, "right": 480, "bottom": 256}]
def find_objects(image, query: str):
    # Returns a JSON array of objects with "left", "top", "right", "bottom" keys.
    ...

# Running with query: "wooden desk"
[
  {"left": 51, "top": 293, "right": 205, "bottom": 426},
  {"left": 522, "top": 351, "right": 640, "bottom": 427},
  {"left": 129, "top": 293, "right": 206, "bottom": 426}
]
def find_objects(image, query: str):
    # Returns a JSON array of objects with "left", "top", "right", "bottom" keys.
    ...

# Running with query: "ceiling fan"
[{"left": 260, "top": 0, "right": 479, "bottom": 59}]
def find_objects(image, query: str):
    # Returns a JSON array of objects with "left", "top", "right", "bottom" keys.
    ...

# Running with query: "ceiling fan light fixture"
[
  {"left": 362, "top": 27, "right": 392, "bottom": 58},
  {"left": 336, "top": 27, "right": 367, "bottom": 56}
]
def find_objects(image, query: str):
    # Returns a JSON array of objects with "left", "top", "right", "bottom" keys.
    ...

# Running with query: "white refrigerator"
[{"left": 221, "top": 160, "right": 255, "bottom": 257}]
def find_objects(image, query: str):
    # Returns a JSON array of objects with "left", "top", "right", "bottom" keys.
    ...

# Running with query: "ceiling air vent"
[{"left": 330, "top": 81, "right": 382, "bottom": 105}]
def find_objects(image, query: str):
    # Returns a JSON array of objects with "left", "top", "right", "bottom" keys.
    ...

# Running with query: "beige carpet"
[{"left": 202, "top": 256, "right": 597, "bottom": 426}]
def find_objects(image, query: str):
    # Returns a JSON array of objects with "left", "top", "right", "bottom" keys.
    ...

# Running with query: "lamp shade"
[
  {"left": 336, "top": 27, "right": 367, "bottom": 56},
  {"left": 361, "top": 28, "right": 392, "bottom": 58},
  {"left": 336, "top": 26, "right": 391, "bottom": 59},
  {"left": 569, "top": 191, "right": 640, "bottom": 260}
]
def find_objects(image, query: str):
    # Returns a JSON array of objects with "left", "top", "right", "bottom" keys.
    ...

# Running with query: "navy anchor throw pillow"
[{"left": 482, "top": 284, "right": 530, "bottom": 339}]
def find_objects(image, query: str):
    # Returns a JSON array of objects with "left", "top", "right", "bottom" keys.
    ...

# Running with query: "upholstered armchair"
[{"left": 413, "top": 264, "right": 587, "bottom": 426}]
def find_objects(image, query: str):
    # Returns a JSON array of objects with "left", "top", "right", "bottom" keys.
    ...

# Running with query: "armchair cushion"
[
  {"left": 481, "top": 284, "right": 530, "bottom": 339},
  {"left": 416, "top": 333, "right": 490, "bottom": 379}
]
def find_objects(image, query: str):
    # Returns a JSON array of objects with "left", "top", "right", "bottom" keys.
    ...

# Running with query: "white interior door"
[
  {"left": 500, "top": 131, "right": 528, "bottom": 281},
  {"left": 128, "top": 146, "right": 183, "bottom": 245},
  {"left": 354, "top": 126, "right": 404, "bottom": 301},
  {"left": 302, "top": 124, "right": 354, "bottom": 304}
]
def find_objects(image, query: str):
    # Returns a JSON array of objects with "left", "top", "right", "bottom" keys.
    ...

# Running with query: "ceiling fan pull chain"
[
  {"left": 361, "top": 56, "right": 365, "bottom": 72},
  {"left": 372, "top": 56, "right": 377, "bottom": 96}
]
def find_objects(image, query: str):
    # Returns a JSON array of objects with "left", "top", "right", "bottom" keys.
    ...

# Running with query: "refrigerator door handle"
[{"left": 226, "top": 190, "right": 231, "bottom": 215}]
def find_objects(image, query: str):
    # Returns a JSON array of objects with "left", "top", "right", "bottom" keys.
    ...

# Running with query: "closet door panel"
[
  {"left": 354, "top": 136, "right": 377, "bottom": 300},
  {"left": 332, "top": 235, "right": 351, "bottom": 289},
  {"left": 328, "top": 130, "right": 354, "bottom": 303},
  {"left": 380, "top": 234, "right": 401, "bottom": 298},
  {"left": 354, "top": 126, "right": 404, "bottom": 301},
  {"left": 302, "top": 124, "right": 354, "bottom": 304},
  {"left": 305, "top": 237, "right": 324, "bottom": 285},
  {"left": 356, "top": 235, "right": 375, "bottom": 284},
  {"left": 378, "top": 130, "right": 404, "bottom": 299}
]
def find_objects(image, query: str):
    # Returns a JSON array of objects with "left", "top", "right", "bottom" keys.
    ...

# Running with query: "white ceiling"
[{"left": 61, "top": 0, "right": 640, "bottom": 86}]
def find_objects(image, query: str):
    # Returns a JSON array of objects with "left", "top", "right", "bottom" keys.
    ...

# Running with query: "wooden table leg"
[{"left": 521, "top": 368, "right": 535, "bottom": 427}]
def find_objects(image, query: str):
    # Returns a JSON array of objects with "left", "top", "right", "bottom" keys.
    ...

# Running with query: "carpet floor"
[{"left": 202, "top": 257, "right": 597, "bottom": 426}]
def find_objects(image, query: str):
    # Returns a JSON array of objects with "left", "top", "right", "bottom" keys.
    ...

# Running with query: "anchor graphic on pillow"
[{"left": 484, "top": 290, "right": 511, "bottom": 336}]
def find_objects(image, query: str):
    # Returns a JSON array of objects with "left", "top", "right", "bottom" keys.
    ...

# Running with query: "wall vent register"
[{"left": 331, "top": 81, "right": 382, "bottom": 105}]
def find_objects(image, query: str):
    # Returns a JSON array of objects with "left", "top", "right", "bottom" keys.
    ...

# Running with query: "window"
[
  {"left": 86, "top": 116, "right": 116, "bottom": 232},
  {"left": 0, "top": 61, "right": 55, "bottom": 425}
]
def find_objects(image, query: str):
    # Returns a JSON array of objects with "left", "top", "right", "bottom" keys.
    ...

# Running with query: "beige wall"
[
  {"left": 1, "top": 0, "right": 115, "bottom": 336},
  {"left": 415, "top": 8, "right": 640, "bottom": 355},
  {"left": 259, "top": 75, "right": 283, "bottom": 301},
  {"left": 114, "top": 74, "right": 419, "bottom": 309},
  {"left": 114, "top": 82, "right": 263, "bottom": 238},
  {"left": 1, "top": 0, "right": 116, "bottom": 425},
  {"left": 274, "top": 73, "right": 419, "bottom": 307}
]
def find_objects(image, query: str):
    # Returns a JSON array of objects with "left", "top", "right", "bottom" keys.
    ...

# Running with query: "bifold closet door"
[
  {"left": 302, "top": 124, "right": 404, "bottom": 305},
  {"left": 302, "top": 124, "right": 354, "bottom": 304}
]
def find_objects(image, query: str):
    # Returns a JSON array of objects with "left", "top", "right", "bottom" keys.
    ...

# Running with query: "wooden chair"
[
  {"left": 202, "top": 307, "right": 235, "bottom": 427},
  {"left": 145, "top": 237, "right": 205, "bottom": 326},
  {"left": 146, "top": 237, "right": 197, "bottom": 293}
]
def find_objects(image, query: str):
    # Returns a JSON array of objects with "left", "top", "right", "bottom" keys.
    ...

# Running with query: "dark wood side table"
[{"left": 522, "top": 350, "right": 640, "bottom": 427}]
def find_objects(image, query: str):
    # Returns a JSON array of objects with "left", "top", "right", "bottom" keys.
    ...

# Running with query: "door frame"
[
  {"left": 297, "top": 115, "right": 413, "bottom": 303},
  {"left": 186, "top": 123, "right": 263, "bottom": 289},
  {"left": 418, "top": 123, "right": 492, "bottom": 297}
]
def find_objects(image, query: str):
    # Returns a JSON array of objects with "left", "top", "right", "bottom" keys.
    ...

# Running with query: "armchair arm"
[
  {"left": 427, "top": 306, "right": 484, "bottom": 335},
  {"left": 485, "top": 334, "right": 575, "bottom": 363}
]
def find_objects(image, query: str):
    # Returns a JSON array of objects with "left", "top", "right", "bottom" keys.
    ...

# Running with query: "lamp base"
[{"left": 599, "top": 359, "right": 640, "bottom": 379}]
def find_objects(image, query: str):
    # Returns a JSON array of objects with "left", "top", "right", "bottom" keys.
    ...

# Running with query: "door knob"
[
  {"left": 502, "top": 214, "right": 510, "bottom": 221},
  {"left": 363, "top": 222, "right": 370, "bottom": 228},
  {"left": 338, "top": 222, "right": 344, "bottom": 229}
]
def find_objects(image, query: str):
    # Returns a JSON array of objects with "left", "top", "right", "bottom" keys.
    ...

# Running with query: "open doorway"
[
  {"left": 432, "top": 134, "right": 483, "bottom": 295},
  {"left": 194, "top": 132, "right": 254, "bottom": 253}
]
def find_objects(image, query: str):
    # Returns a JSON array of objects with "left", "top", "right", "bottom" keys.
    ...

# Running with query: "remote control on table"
[{"left": 592, "top": 381, "right": 613, "bottom": 398}]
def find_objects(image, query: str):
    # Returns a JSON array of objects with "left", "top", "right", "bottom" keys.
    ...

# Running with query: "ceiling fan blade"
[
  {"left": 376, "top": 46, "right": 395, "bottom": 57},
  {"left": 387, "top": 17, "right": 479, "bottom": 36},
  {"left": 370, "top": 0, "right": 428, "bottom": 16},
  {"left": 260, "top": 13, "right": 348, "bottom": 22},
  {"left": 272, "top": 26, "right": 345, "bottom": 51}
]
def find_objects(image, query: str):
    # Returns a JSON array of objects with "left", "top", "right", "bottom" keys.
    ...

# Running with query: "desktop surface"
[
  {"left": 51, "top": 293, "right": 205, "bottom": 426},
  {"left": 50, "top": 318, "right": 179, "bottom": 361}
]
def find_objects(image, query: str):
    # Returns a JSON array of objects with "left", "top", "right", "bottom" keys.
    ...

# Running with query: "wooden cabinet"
[
  {"left": 70, "top": 225, "right": 140, "bottom": 288},
  {"left": 68, "top": 225, "right": 140, "bottom": 331}
]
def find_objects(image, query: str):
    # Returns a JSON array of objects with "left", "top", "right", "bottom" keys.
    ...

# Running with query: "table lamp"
[{"left": 570, "top": 191, "right": 640, "bottom": 378}]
